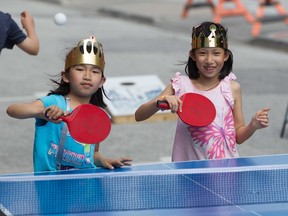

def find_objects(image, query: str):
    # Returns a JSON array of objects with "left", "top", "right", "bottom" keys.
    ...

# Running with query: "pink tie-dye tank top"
[{"left": 171, "top": 72, "right": 239, "bottom": 161}]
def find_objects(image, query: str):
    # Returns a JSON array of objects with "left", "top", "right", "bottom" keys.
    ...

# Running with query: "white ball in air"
[{"left": 53, "top": 13, "right": 67, "bottom": 26}]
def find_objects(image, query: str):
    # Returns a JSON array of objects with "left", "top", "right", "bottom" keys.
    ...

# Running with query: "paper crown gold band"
[
  {"left": 192, "top": 23, "right": 228, "bottom": 49},
  {"left": 65, "top": 36, "right": 105, "bottom": 72}
]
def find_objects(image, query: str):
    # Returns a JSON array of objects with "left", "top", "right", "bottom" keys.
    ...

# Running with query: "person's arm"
[
  {"left": 231, "top": 81, "right": 270, "bottom": 144},
  {"left": 17, "top": 11, "right": 39, "bottom": 55},
  {"left": 6, "top": 99, "right": 66, "bottom": 123},
  {"left": 93, "top": 144, "right": 132, "bottom": 169},
  {"left": 6, "top": 99, "right": 45, "bottom": 119},
  {"left": 135, "top": 84, "right": 182, "bottom": 121}
]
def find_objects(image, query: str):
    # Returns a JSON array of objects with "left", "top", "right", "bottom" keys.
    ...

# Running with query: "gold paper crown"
[
  {"left": 65, "top": 36, "right": 105, "bottom": 72},
  {"left": 192, "top": 23, "right": 228, "bottom": 49}
]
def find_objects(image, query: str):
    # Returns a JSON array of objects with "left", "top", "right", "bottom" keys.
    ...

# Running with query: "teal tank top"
[{"left": 33, "top": 94, "right": 96, "bottom": 172}]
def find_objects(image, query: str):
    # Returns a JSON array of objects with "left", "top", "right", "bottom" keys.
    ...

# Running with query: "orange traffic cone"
[
  {"left": 213, "top": 0, "right": 254, "bottom": 23},
  {"left": 252, "top": 0, "right": 288, "bottom": 37},
  {"left": 181, "top": 0, "right": 214, "bottom": 18}
]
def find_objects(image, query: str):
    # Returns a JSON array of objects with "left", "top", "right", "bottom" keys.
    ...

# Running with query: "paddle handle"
[
  {"left": 156, "top": 100, "right": 170, "bottom": 110},
  {"left": 44, "top": 108, "right": 73, "bottom": 123}
]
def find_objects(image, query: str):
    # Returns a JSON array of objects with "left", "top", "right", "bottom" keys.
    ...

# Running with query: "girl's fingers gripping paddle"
[
  {"left": 157, "top": 93, "right": 216, "bottom": 126},
  {"left": 59, "top": 104, "right": 111, "bottom": 144}
]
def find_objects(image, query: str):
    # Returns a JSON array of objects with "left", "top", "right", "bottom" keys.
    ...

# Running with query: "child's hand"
[
  {"left": 20, "top": 11, "right": 35, "bottom": 30},
  {"left": 161, "top": 95, "right": 183, "bottom": 113},
  {"left": 97, "top": 157, "right": 132, "bottom": 170},
  {"left": 251, "top": 108, "right": 270, "bottom": 130},
  {"left": 43, "top": 105, "right": 67, "bottom": 123}
]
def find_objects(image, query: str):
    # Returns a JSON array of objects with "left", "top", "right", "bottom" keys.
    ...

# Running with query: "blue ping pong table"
[{"left": 1, "top": 154, "right": 288, "bottom": 215}]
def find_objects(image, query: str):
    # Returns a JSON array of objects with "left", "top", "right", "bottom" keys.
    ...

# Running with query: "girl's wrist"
[{"left": 249, "top": 120, "right": 258, "bottom": 131}]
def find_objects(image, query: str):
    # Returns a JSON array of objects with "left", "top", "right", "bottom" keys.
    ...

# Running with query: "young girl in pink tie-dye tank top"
[{"left": 135, "top": 22, "right": 270, "bottom": 162}]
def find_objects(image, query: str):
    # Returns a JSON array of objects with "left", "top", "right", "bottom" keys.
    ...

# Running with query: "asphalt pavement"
[{"left": 0, "top": 0, "right": 287, "bottom": 174}]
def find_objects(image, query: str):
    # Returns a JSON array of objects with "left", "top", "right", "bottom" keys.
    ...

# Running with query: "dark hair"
[
  {"left": 48, "top": 68, "right": 108, "bottom": 109},
  {"left": 185, "top": 22, "right": 233, "bottom": 80}
]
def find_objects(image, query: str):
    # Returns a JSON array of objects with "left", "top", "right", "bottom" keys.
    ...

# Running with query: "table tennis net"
[{"left": 1, "top": 165, "right": 288, "bottom": 215}]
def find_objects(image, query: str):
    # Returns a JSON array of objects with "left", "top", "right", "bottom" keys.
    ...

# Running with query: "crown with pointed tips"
[
  {"left": 192, "top": 22, "right": 228, "bottom": 49},
  {"left": 65, "top": 36, "right": 105, "bottom": 72}
]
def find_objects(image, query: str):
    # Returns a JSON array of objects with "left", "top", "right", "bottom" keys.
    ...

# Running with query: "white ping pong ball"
[{"left": 53, "top": 13, "right": 67, "bottom": 26}]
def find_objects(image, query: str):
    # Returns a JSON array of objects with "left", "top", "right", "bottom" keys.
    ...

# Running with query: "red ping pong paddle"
[
  {"left": 58, "top": 104, "right": 111, "bottom": 144},
  {"left": 157, "top": 93, "right": 216, "bottom": 126}
]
